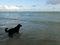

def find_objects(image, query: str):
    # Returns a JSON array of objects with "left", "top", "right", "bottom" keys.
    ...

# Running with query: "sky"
[{"left": 0, "top": 0, "right": 60, "bottom": 11}]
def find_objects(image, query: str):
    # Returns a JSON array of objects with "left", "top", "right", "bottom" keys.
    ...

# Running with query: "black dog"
[{"left": 5, "top": 24, "right": 22, "bottom": 37}]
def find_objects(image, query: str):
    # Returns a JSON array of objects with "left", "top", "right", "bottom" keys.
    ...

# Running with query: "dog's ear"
[{"left": 20, "top": 24, "right": 22, "bottom": 27}]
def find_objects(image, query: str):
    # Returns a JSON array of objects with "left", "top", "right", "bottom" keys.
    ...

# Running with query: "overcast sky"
[{"left": 0, "top": 0, "right": 60, "bottom": 11}]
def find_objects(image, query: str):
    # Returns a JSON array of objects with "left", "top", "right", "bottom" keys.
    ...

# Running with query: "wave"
[{"left": 0, "top": 17, "right": 18, "bottom": 20}]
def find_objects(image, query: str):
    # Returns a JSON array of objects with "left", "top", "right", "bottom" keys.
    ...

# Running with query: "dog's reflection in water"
[
  {"left": 6, "top": 33, "right": 21, "bottom": 45},
  {"left": 9, "top": 33, "right": 21, "bottom": 39}
]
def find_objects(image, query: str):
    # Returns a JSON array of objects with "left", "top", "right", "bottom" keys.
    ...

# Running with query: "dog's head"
[{"left": 17, "top": 24, "right": 22, "bottom": 27}]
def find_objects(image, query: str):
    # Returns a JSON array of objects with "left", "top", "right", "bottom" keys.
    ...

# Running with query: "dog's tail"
[{"left": 5, "top": 28, "right": 8, "bottom": 32}]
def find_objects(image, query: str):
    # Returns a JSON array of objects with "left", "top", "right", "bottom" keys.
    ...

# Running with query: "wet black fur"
[{"left": 5, "top": 24, "right": 22, "bottom": 37}]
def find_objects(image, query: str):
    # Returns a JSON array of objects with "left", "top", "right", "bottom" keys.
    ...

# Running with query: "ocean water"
[{"left": 0, "top": 11, "right": 60, "bottom": 45}]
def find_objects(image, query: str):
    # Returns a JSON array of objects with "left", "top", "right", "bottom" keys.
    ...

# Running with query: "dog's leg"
[
  {"left": 16, "top": 31, "right": 19, "bottom": 34},
  {"left": 8, "top": 33, "right": 13, "bottom": 38}
]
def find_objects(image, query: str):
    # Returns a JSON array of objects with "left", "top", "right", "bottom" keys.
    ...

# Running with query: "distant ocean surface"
[{"left": 0, "top": 11, "right": 60, "bottom": 45}]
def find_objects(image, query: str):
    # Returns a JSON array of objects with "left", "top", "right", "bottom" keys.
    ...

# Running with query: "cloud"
[
  {"left": 47, "top": 0, "right": 60, "bottom": 5},
  {"left": 0, "top": 5, "right": 20, "bottom": 11},
  {"left": 0, "top": 5, "right": 60, "bottom": 11},
  {"left": 0, "top": 5, "right": 41, "bottom": 11}
]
